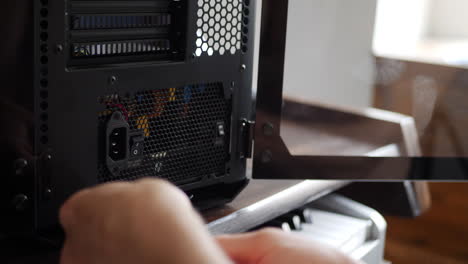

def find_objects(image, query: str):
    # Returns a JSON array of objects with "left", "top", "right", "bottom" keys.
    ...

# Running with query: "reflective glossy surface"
[{"left": 253, "top": 0, "right": 468, "bottom": 180}]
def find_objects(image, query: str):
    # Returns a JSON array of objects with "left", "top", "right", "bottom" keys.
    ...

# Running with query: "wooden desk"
[{"left": 0, "top": 180, "right": 345, "bottom": 264}]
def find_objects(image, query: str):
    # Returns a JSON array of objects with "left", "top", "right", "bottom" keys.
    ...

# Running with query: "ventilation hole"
[
  {"left": 40, "top": 8, "right": 48, "bottom": 17},
  {"left": 243, "top": 17, "right": 249, "bottom": 25},
  {"left": 242, "top": 26, "right": 248, "bottom": 34},
  {"left": 40, "top": 124, "right": 49, "bottom": 132},
  {"left": 40, "top": 113, "right": 48, "bottom": 121},
  {"left": 40, "top": 101, "right": 49, "bottom": 110},
  {"left": 40, "top": 90, "right": 48, "bottom": 99},
  {"left": 242, "top": 45, "right": 248, "bottom": 53},
  {"left": 39, "top": 0, "right": 49, "bottom": 150},
  {"left": 242, "top": 36, "right": 248, "bottom": 44},
  {"left": 40, "top": 79, "right": 48, "bottom": 88},
  {"left": 40, "top": 56, "right": 48, "bottom": 64},
  {"left": 243, "top": 8, "right": 249, "bottom": 16},
  {"left": 195, "top": 0, "right": 243, "bottom": 56},
  {"left": 40, "top": 136, "right": 49, "bottom": 144},
  {"left": 40, "top": 32, "right": 48, "bottom": 41}
]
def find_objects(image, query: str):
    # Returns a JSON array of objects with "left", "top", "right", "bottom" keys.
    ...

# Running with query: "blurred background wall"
[
  {"left": 283, "top": 0, "right": 377, "bottom": 109},
  {"left": 281, "top": 0, "right": 468, "bottom": 109}
]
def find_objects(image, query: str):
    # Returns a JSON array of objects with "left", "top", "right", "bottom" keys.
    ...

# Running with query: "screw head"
[
  {"left": 46, "top": 154, "right": 52, "bottom": 160},
  {"left": 55, "top": 44, "right": 63, "bottom": 54},
  {"left": 14, "top": 159, "right": 28, "bottom": 175},
  {"left": 240, "top": 64, "right": 246, "bottom": 72},
  {"left": 12, "top": 194, "right": 29, "bottom": 212},
  {"left": 44, "top": 188, "right": 53, "bottom": 199},
  {"left": 109, "top": 76, "right": 118, "bottom": 85},
  {"left": 263, "top": 123, "right": 274, "bottom": 136}
]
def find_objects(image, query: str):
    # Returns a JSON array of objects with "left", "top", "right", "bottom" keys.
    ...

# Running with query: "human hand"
[
  {"left": 217, "top": 228, "right": 363, "bottom": 264},
  {"left": 60, "top": 179, "right": 231, "bottom": 264}
]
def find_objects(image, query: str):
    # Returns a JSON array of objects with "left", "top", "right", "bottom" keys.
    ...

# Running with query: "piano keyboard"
[
  {"left": 258, "top": 208, "right": 372, "bottom": 255},
  {"left": 208, "top": 193, "right": 387, "bottom": 264}
]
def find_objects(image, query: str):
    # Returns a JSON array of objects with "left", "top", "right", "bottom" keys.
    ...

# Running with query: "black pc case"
[
  {"left": 1, "top": 0, "right": 434, "bottom": 238},
  {"left": 1, "top": 0, "right": 256, "bottom": 234}
]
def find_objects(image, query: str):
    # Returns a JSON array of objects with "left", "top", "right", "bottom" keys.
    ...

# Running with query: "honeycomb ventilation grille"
[
  {"left": 195, "top": 0, "right": 244, "bottom": 56},
  {"left": 98, "top": 83, "right": 231, "bottom": 185}
]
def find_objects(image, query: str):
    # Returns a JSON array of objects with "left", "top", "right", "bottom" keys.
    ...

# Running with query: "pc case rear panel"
[{"left": 33, "top": 0, "right": 255, "bottom": 230}]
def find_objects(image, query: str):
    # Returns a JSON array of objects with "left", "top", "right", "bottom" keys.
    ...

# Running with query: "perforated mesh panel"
[
  {"left": 98, "top": 83, "right": 231, "bottom": 184},
  {"left": 195, "top": 0, "right": 244, "bottom": 56}
]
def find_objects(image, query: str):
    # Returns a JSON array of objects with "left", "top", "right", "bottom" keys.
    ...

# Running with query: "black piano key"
[
  {"left": 276, "top": 214, "right": 302, "bottom": 230},
  {"left": 291, "top": 209, "right": 313, "bottom": 224},
  {"left": 266, "top": 220, "right": 292, "bottom": 232}
]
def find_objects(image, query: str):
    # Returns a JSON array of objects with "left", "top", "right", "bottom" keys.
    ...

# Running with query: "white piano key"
[
  {"left": 307, "top": 209, "right": 372, "bottom": 234},
  {"left": 304, "top": 216, "right": 369, "bottom": 240},
  {"left": 293, "top": 209, "right": 371, "bottom": 254},
  {"left": 291, "top": 231, "right": 340, "bottom": 249},
  {"left": 301, "top": 224, "right": 352, "bottom": 244}
]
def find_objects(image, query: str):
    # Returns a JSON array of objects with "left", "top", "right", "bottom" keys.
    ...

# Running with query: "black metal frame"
[
  {"left": 1, "top": 0, "right": 257, "bottom": 234},
  {"left": 252, "top": 0, "right": 468, "bottom": 180}
]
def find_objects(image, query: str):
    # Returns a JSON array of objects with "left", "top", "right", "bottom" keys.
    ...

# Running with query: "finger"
[
  {"left": 59, "top": 181, "right": 130, "bottom": 232},
  {"left": 59, "top": 188, "right": 91, "bottom": 231},
  {"left": 216, "top": 228, "right": 283, "bottom": 263},
  {"left": 132, "top": 178, "right": 193, "bottom": 213},
  {"left": 60, "top": 241, "right": 83, "bottom": 264}
]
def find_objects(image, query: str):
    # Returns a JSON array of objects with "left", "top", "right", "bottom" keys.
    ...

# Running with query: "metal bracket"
[{"left": 239, "top": 119, "right": 255, "bottom": 159}]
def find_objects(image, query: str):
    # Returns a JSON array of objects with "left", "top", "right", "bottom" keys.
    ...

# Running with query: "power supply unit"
[{"left": 1, "top": 0, "right": 256, "bottom": 235}]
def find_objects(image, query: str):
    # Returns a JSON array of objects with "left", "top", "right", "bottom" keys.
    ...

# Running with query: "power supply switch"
[
  {"left": 130, "top": 135, "right": 145, "bottom": 158},
  {"left": 217, "top": 123, "right": 226, "bottom": 137},
  {"left": 215, "top": 122, "right": 226, "bottom": 146}
]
